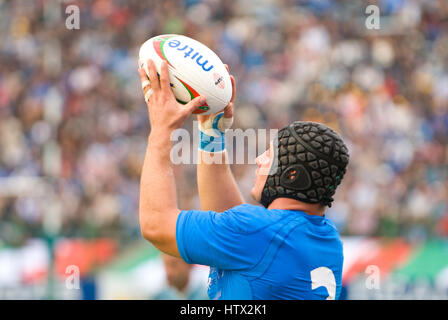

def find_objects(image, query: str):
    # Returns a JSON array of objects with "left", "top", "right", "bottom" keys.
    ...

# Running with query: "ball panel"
[
  {"left": 162, "top": 35, "right": 232, "bottom": 104},
  {"left": 139, "top": 34, "right": 232, "bottom": 115}
]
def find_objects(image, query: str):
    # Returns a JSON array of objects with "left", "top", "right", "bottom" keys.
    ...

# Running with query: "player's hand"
[
  {"left": 139, "top": 59, "right": 206, "bottom": 135},
  {"left": 197, "top": 64, "right": 235, "bottom": 134},
  {"left": 197, "top": 64, "right": 235, "bottom": 153}
]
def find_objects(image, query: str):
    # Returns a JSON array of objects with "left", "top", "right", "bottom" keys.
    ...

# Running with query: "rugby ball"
[{"left": 138, "top": 34, "right": 232, "bottom": 115}]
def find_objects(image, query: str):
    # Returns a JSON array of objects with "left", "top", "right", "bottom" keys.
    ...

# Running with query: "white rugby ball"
[{"left": 138, "top": 34, "right": 232, "bottom": 115}]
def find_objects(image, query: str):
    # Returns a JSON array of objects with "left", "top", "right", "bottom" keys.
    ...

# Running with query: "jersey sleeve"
[{"left": 176, "top": 204, "right": 271, "bottom": 271}]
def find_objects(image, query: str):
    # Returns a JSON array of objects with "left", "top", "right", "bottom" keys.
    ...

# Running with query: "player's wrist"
[
  {"left": 198, "top": 113, "right": 228, "bottom": 153},
  {"left": 149, "top": 128, "right": 172, "bottom": 146},
  {"left": 198, "top": 130, "right": 226, "bottom": 153}
]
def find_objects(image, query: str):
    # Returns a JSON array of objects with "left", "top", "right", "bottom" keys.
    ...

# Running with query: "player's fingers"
[
  {"left": 224, "top": 64, "right": 236, "bottom": 102},
  {"left": 139, "top": 68, "right": 151, "bottom": 91},
  {"left": 230, "top": 75, "right": 236, "bottom": 103},
  {"left": 159, "top": 61, "right": 171, "bottom": 94},
  {"left": 144, "top": 88, "right": 154, "bottom": 104},
  {"left": 138, "top": 68, "right": 153, "bottom": 103},
  {"left": 185, "top": 96, "right": 206, "bottom": 115},
  {"left": 218, "top": 108, "right": 233, "bottom": 131},
  {"left": 223, "top": 102, "right": 234, "bottom": 118},
  {"left": 138, "top": 67, "right": 148, "bottom": 83},
  {"left": 146, "top": 59, "right": 160, "bottom": 92}
]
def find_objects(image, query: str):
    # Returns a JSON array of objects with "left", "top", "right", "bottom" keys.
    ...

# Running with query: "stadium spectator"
[
  {"left": 153, "top": 254, "right": 208, "bottom": 300},
  {"left": 0, "top": 0, "right": 446, "bottom": 247}
]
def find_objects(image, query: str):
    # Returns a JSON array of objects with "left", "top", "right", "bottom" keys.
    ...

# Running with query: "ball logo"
[
  {"left": 142, "top": 34, "right": 230, "bottom": 115},
  {"left": 214, "top": 73, "right": 225, "bottom": 89},
  {"left": 166, "top": 39, "right": 214, "bottom": 72}
]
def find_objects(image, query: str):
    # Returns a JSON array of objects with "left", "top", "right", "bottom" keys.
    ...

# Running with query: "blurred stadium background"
[{"left": 0, "top": 0, "right": 448, "bottom": 299}]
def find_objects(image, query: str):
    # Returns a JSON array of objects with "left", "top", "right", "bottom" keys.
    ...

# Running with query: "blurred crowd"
[{"left": 0, "top": 0, "right": 447, "bottom": 247}]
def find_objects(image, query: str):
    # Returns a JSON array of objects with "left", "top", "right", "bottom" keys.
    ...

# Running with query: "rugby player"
[{"left": 138, "top": 59, "right": 349, "bottom": 300}]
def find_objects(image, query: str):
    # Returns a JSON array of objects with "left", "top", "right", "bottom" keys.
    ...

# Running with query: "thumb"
[
  {"left": 223, "top": 102, "right": 234, "bottom": 118},
  {"left": 185, "top": 95, "right": 207, "bottom": 114}
]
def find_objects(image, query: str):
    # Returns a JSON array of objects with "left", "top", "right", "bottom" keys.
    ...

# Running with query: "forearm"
[
  {"left": 197, "top": 150, "right": 244, "bottom": 212},
  {"left": 139, "top": 130, "right": 180, "bottom": 251},
  {"left": 137, "top": 58, "right": 207, "bottom": 257}
]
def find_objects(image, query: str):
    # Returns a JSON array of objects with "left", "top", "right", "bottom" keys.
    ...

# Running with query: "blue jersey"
[{"left": 176, "top": 204, "right": 343, "bottom": 300}]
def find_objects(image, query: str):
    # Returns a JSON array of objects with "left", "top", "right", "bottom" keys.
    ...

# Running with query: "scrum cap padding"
[{"left": 260, "top": 121, "right": 349, "bottom": 208}]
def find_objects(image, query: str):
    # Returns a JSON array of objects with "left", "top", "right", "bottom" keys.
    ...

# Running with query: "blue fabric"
[
  {"left": 198, "top": 113, "right": 226, "bottom": 153},
  {"left": 176, "top": 204, "right": 344, "bottom": 300},
  {"left": 199, "top": 130, "right": 225, "bottom": 152}
]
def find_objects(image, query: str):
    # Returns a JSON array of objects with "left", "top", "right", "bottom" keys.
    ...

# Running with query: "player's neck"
[{"left": 267, "top": 198, "right": 326, "bottom": 216}]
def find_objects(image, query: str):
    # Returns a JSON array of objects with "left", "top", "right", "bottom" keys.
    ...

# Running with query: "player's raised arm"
[
  {"left": 196, "top": 69, "right": 244, "bottom": 212},
  {"left": 138, "top": 59, "right": 205, "bottom": 256}
]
